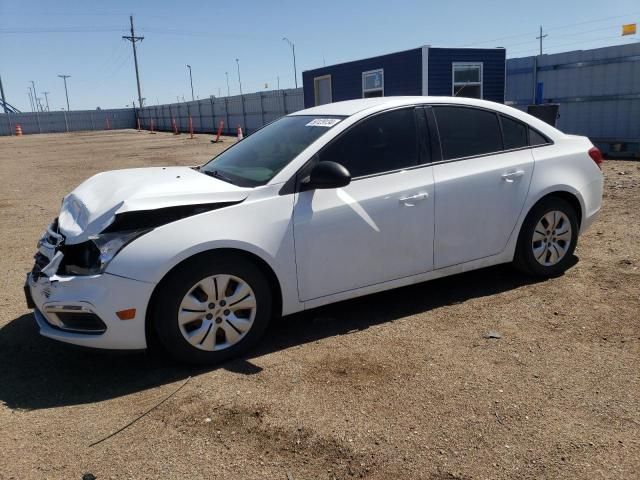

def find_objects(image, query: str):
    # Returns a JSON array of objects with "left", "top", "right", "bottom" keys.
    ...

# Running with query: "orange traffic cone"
[
  {"left": 236, "top": 125, "right": 243, "bottom": 141},
  {"left": 15, "top": 124, "right": 23, "bottom": 136}
]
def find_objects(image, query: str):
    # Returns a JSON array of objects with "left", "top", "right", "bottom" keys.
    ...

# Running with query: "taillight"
[{"left": 588, "top": 146, "right": 603, "bottom": 170}]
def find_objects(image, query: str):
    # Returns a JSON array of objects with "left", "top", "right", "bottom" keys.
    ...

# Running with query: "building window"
[
  {"left": 452, "top": 63, "right": 483, "bottom": 99},
  {"left": 314, "top": 75, "right": 332, "bottom": 106},
  {"left": 362, "top": 69, "right": 384, "bottom": 98}
]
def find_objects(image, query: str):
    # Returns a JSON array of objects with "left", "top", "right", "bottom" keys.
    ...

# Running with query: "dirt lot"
[{"left": 0, "top": 129, "right": 638, "bottom": 479}]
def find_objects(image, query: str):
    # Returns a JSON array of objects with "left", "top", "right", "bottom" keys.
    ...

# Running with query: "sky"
[{"left": 1, "top": 0, "right": 638, "bottom": 111}]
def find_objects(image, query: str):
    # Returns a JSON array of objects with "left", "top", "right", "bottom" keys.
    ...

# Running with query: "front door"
[{"left": 293, "top": 107, "right": 435, "bottom": 301}]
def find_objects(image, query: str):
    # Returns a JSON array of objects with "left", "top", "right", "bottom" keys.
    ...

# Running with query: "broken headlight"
[
  {"left": 63, "top": 229, "right": 149, "bottom": 275},
  {"left": 88, "top": 230, "right": 150, "bottom": 273}
]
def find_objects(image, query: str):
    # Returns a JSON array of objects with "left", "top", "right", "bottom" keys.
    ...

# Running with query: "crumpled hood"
[{"left": 58, "top": 166, "right": 250, "bottom": 244}]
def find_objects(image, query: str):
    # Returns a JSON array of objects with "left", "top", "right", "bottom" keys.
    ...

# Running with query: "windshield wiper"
[{"left": 202, "top": 169, "right": 236, "bottom": 185}]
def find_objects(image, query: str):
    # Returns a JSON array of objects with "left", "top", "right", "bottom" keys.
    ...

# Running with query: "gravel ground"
[{"left": 0, "top": 130, "right": 638, "bottom": 480}]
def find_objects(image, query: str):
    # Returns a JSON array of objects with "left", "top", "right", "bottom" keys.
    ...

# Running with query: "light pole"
[
  {"left": 27, "top": 87, "right": 34, "bottom": 112},
  {"left": 282, "top": 37, "right": 297, "bottom": 88},
  {"left": 186, "top": 64, "right": 194, "bottom": 101},
  {"left": 30, "top": 80, "right": 39, "bottom": 110},
  {"left": 58, "top": 74, "right": 71, "bottom": 111},
  {"left": 235, "top": 59, "right": 242, "bottom": 95},
  {"left": 42, "top": 91, "right": 50, "bottom": 111},
  {"left": 225, "top": 72, "right": 230, "bottom": 96}
]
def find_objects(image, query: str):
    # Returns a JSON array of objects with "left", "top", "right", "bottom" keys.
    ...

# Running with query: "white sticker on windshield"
[{"left": 306, "top": 118, "right": 341, "bottom": 127}]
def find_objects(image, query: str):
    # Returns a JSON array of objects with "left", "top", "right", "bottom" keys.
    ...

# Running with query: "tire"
[
  {"left": 513, "top": 196, "right": 579, "bottom": 277},
  {"left": 152, "top": 252, "right": 272, "bottom": 365}
]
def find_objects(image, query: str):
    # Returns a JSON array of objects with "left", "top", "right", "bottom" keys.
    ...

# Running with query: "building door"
[{"left": 314, "top": 75, "right": 332, "bottom": 106}]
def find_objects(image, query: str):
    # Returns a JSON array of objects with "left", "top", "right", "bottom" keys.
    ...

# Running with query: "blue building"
[{"left": 302, "top": 46, "right": 506, "bottom": 108}]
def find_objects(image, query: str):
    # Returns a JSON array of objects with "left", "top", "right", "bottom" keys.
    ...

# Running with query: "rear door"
[{"left": 431, "top": 106, "right": 534, "bottom": 268}]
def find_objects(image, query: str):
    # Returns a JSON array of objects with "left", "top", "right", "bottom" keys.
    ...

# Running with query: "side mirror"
[{"left": 303, "top": 161, "right": 351, "bottom": 190}]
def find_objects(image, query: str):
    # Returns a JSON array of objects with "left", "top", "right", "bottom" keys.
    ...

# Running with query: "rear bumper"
[
  {"left": 28, "top": 272, "right": 155, "bottom": 350},
  {"left": 580, "top": 176, "right": 604, "bottom": 234}
]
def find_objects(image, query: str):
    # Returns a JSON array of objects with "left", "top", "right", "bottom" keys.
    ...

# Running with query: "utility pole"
[
  {"left": 225, "top": 72, "right": 230, "bottom": 96},
  {"left": 58, "top": 74, "right": 71, "bottom": 111},
  {"left": 186, "top": 64, "right": 194, "bottom": 101},
  {"left": 42, "top": 91, "right": 50, "bottom": 111},
  {"left": 123, "top": 15, "right": 144, "bottom": 108},
  {"left": 235, "top": 58, "right": 242, "bottom": 95},
  {"left": 536, "top": 25, "right": 548, "bottom": 55},
  {"left": 282, "top": 37, "right": 298, "bottom": 88},
  {"left": 0, "top": 74, "right": 8, "bottom": 114}
]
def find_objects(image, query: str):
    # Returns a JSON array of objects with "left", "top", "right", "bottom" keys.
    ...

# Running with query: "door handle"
[
  {"left": 399, "top": 192, "right": 429, "bottom": 206},
  {"left": 501, "top": 170, "right": 525, "bottom": 183}
]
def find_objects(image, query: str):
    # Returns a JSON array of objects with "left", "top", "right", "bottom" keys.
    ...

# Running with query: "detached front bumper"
[{"left": 27, "top": 271, "right": 155, "bottom": 350}]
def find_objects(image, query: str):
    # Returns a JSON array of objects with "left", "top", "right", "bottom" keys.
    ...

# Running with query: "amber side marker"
[{"left": 116, "top": 308, "right": 136, "bottom": 320}]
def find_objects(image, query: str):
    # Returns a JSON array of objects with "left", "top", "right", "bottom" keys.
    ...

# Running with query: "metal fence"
[
  {"left": 0, "top": 108, "right": 136, "bottom": 136},
  {"left": 506, "top": 43, "right": 640, "bottom": 156},
  {"left": 138, "top": 88, "right": 304, "bottom": 135},
  {"left": 1, "top": 88, "right": 304, "bottom": 137}
]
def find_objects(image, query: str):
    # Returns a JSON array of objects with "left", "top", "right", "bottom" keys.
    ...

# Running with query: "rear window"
[{"left": 434, "top": 106, "right": 502, "bottom": 160}]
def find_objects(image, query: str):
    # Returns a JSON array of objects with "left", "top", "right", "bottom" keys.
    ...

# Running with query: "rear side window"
[
  {"left": 433, "top": 106, "right": 502, "bottom": 160},
  {"left": 529, "top": 128, "right": 549, "bottom": 146},
  {"left": 319, "top": 108, "right": 418, "bottom": 178},
  {"left": 500, "top": 115, "right": 528, "bottom": 150}
]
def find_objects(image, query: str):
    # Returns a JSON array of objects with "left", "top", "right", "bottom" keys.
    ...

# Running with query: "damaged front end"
[
  {"left": 34, "top": 202, "right": 240, "bottom": 279},
  {"left": 31, "top": 218, "right": 148, "bottom": 279}
]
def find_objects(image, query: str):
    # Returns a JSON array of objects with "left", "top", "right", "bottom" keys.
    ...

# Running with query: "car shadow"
[{"left": 0, "top": 261, "right": 573, "bottom": 411}]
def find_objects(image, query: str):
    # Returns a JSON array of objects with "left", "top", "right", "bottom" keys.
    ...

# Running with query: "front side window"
[
  {"left": 452, "top": 63, "right": 483, "bottom": 99},
  {"left": 319, "top": 108, "right": 418, "bottom": 178},
  {"left": 362, "top": 69, "right": 384, "bottom": 98},
  {"left": 500, "top": 115, "right": 528, "bottom": 150},
  {"left": 201, "top": 115, "right": 344, "bottom": 187},
  {"left": 433, "top": 106, "right": 502, "bottom": 160}
]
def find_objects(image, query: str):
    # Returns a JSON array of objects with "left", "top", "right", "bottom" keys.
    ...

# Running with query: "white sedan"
[{"left": 25, "top": 97, "right": 604, "bottom": 364}]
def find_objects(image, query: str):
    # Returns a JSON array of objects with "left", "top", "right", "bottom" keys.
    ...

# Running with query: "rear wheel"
[
  {"left": 513, "top": 197, "right": 579, "bottom": 277},
  {"left": 153, "top": 253, "right": 272, "bottom": 365}
]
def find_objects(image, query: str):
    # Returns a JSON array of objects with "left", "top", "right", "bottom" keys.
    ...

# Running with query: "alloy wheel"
[
  {"left": 531, "top": 210, "right": 572, "bottom": 267},
  {"left": 177, "top": 274, "right": 257, "bottom": 351}
]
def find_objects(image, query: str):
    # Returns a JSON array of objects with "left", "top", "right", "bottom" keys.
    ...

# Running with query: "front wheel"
[
  {"left": 513, "top": 197, "right": 579, "bottom": 277},
  {"left": 153, "top": 253, "right": 272, "bottom": 365}
]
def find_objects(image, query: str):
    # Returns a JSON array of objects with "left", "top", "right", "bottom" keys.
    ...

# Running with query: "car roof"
[{"left": 290, "top": 96, "right": 563, "bottom": 139}]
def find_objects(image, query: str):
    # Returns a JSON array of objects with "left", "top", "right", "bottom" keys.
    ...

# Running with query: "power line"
[
  {"left": 456, "top": 12, "right": 639, "bottom": 48},
  {"left": 508, "top": 34, "right": 636, "bottom": 58},
  {"left": 0, "top": 27, "right": 126, "bottom": 34}
]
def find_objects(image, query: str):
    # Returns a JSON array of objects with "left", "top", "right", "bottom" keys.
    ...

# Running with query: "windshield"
[{"left": 201, "top": 115, "right": 344, "bottom": 187}]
